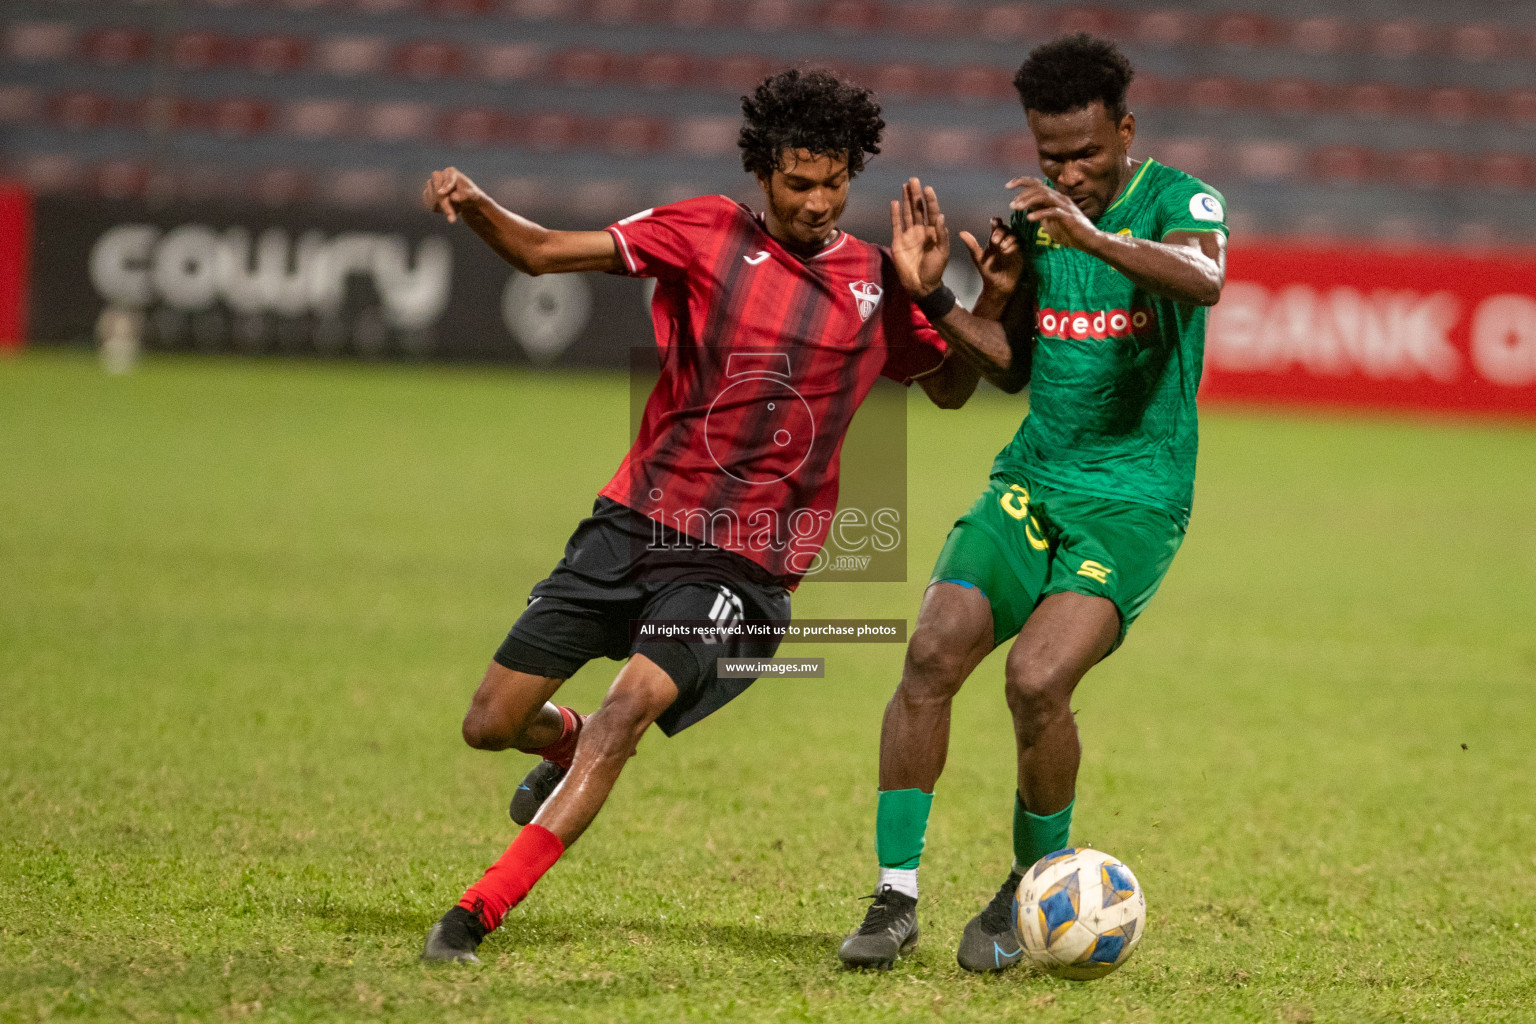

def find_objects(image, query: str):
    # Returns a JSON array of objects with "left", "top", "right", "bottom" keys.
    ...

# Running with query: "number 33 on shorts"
[{"left": 998, "top": 484, "right": 1051, "bottom": 552}]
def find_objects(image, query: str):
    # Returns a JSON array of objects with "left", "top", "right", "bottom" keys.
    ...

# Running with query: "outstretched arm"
[
  {"left": 890, "top": 179, "right": 1033, "bottom": 393},
  {"left": 1010, "top": 176, "right": 1225, "bottom": 306},
  {"left": 423, "top": 167, "right": 622, "bottom": 276}
]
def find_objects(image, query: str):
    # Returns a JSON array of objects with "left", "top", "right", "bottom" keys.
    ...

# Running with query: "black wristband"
[{"left": 914, "top": 285, "right": 957, "bottom": 323}]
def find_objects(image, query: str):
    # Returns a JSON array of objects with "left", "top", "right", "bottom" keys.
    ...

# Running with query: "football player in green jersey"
[{"left": 839, "top": 34, "right": 1228, "bottom": 972}]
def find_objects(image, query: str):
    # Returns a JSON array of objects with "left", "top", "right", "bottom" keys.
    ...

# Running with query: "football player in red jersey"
[{"left": 418, "top": 69, "right": 979, "bottom": 962}]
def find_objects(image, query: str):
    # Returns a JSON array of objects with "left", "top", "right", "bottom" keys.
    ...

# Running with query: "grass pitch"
[{"left": 2, "top": 350, "right": 1534, "bottom": 1023}]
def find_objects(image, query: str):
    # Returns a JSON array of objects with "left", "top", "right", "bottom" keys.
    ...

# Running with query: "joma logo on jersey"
[
  {"left": 1037, "top": 307, "right": 1156, "bottom": 340},
  {"left": 849, "top": 281, "right": 883, "bottom": 322}
]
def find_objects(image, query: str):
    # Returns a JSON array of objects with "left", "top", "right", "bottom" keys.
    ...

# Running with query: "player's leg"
[
  {"left": 954, "top": 592, "right": 1117, "bottom": 973},
  {"left": 459, "top": 660, "right": 590, "bottom": 825},
  {"left": 422, "top": 654, "right": 678, "bottom": 962},
  {"left": 838, "top": 581, "right": 994, "bottom": 969}
]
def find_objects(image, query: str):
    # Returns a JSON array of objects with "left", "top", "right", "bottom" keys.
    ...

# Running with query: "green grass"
[{"left": 2, "top": 350, "right": 1535, "bottom": 1023}]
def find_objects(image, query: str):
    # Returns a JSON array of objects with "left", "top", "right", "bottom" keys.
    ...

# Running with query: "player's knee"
[
  {"left": 460, "top": 705, "right": 506, "bottom": 750},
  {"left": 901, "top": 627, "right": 970, "bottom": 701},
  {"left": 1003, "top": 662, "right": 1073, "bottom": 743},
  {"left": 586, "top": 675, "right": 670, "bottom": 758}
]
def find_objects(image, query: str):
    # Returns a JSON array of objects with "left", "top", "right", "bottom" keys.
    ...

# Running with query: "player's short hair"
[
  {"left": 738, "top": 69, "right": 884, "bottom": 179},
  {"left": 1012, "top": 34, "right": 1135, "bottom": 122}
]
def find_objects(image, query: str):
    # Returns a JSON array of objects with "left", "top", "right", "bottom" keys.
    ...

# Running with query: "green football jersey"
[{"left": 999, "top": 159, "right": 1228, "bottom": 524}]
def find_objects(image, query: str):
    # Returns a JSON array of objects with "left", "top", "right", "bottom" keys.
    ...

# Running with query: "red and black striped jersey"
[{"left": 601, "top": 194, "right": 947, "bottom": 585}]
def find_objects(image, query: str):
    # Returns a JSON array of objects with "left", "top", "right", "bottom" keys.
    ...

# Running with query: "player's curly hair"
[
  {"left": 1012, "top": 34, "right": 1135, "bottom": 121},
  {"left": 738, "top": 69, "right": 884, "bottom": 179}
]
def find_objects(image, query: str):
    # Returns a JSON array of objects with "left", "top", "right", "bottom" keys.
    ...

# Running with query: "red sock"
[
  {"left": 528, "top": 705, "right": 584, "bottom": 769},
  {"left": 457, "top": 824, "right": 565, "bottom": 932}
]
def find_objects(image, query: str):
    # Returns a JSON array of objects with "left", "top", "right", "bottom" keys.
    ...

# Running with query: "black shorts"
[{"left": 494, "top": 497, "right": 792, "bottom": 736}]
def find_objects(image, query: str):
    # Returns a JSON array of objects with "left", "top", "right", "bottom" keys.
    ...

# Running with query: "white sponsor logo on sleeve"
[{"left": 1189, "top": 193, "right": 1223, "bottom": 223}]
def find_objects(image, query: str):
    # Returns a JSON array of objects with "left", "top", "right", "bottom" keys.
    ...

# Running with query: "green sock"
[
  {"left": 875, "top": 788, "right": 934, "bottom": 869},
  {"left": 1012, "top": 794, "right": 1074, "bottom": 872}
]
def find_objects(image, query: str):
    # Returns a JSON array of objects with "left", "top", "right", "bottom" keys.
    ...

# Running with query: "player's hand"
[
  {"left": 959, "top": 217, "right": 1024, "bottom": 297},
  {"left": 1007, "top": 176, "right": 1100, "bottom": 251},
  {"left": 422, "top": 166, "right": 485, "bottom": 224},
  {"left": 889, "top": 177, "right": 950, "bottom": 297}
]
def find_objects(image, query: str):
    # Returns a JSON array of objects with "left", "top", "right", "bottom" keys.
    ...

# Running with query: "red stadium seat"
[
  {"left": 325, "top": 168, "right": 399, "bottom": 208},
  {"left": 1395, "top": 148, "right": 1454, "bottom": 189},
  {"left": 80, "top": 28, "right": 152, "bottom": 67},
  {"left": 14, "top": 154, "right": 83, "bottom": 194},
  {"left": 1260, "top": 78, "right": 1330, "bottom": 117},
  {"left": 673, "top": 115, "right": 737, "bottom": 157},
  {"left": 1234, "top": 140, "right": 1302, "bottom": 180},
  {"left": 950, "top": 65, "right": 1013, "bottom": 105},
  {"left": 1369, "top": 19, "right": 1431, "bottom": 58},
  {"left": 246, "top": 35, "right": 309, "bottom": 75},
  {"left": 1184, "top": 77, "right": 1252, "bottom": 114},
  {"left": 1508, "top": 89, "right": 1536, "bottom": 128},
  {"left": 633, "top": 51, "right": 696, "bottom": 91},
  {"left": 1310, "top": 144, "right": 1376, "bottom": 184},
  {"left": 353, "top": 0, "right": 425, "bottom": 14},
  {"left": 1288, "top": 15, "right": 1352, "bottom": 55},
  {"left": 1211, "top": 12, "right": 1278, "bottom": 50},
  {"left": 920, "top": 128, "right": 985, "bottom": 169},
  {"left": 603, "top": 115, "right": 667, "bottom": 155},
  {"left": 668, "top": 0, "right": 719, "bottom": 29},
  {"left": 1052, "top": 6, "right": 1118, "bottom": 37},
  {"left": 1449, "top": 23, "right": 1503, "bottom": 62},
  {"left": 992, "top": 132, "right": 1035, "bottom": 171},
  {"left": 1132, "top": 9, "right": 1198, "bottom": 48},
  {"left": 364, "top": 102, "right": 435, "bottom": 142},
  {"left": 0, "top": 86, "right": 42, "bottom": 124},
  {"left": 1424, "top": 87, "right": 1483, "bottom": 126},
  {"left": 208, "top": 98, "right": 273, "bottom": 138},
  {"left": 889, "top": 3, "right": 963, "bottom": 38},
  {"left": 431, "top": 0, "right": 498, "bottom": 15},
  {"left": 550, "top": 49, "right": 615, "bottom": 88},
  {"left": 868, "top": 63, "right": 932, "bottom": 103},
  {"left": 393, "top": 41, "right": 465, "bottom": 80},
  {"left": 254, "top": 166, "right": 313, "bottom": 207},
  {"left": 5, "top": 21, "right": 78, "bottom": 62},
  {"left": 282, "top": 99, "right": 356, "bottom": 140},
  {"left": 1151, "top": 137, "right": 1218, "bottom": 178},
  {"left": 438, "top": 107, "right": 511, "bottom": 146},
  {"left": 567, "top": 179, "right": 638, "bottom": 219},
  {"left": 743, "top": 0, "right": 796, "bottom": 32},
  {"left": 713, "top": 54, "right": 775, "bottom": 92},
  {"left": 975, "top": 3, "right": 1036, "bottom": 41},
  {"left": 315, "top": 35, "right": 390, "bottom": 76},
  {"left": 521, "top": 111, "right": 583, "bottom": 152},
  {"left": 479, "top": 42, "right": 547, "bottom": 81},
  {"left": 1478, "top": 153, "right": 1533, "bottom": 192},
  {"left": 510, "top": 0, "right": 582, "bottom": 20},
  {"left": 1342, "top": 82, "right": 1401, "bottom": 120},
  {"left": 820, "top": 0, "right": 884, "bottom": 35},
  {"left": 170, "top": 32, "right": 238, "bottom": 72},
  {"left": 50, "top": 91, "right": 117, "bottom": 131}
]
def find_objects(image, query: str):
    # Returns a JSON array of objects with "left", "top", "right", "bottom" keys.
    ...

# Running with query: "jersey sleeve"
[
  {"left": 880, "top": 299, "right": 949, "bottom": 385},
  {"left": 1155, "top": 176, "right": 1229, "bottom": 238},
  {"left": 606, "top": 195, "right": 735, "bottom": 279}
]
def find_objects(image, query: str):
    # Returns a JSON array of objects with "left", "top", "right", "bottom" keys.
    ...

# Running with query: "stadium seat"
[
  {"left": 509, "top": 0, "right": 582, "bottom": 21},
  {"left": 282, "top": 99, "right": 356, "bottom": 140},
  {"left": 1211, "top": 12, "right": 1278, "bottom": 50},
  {"left": 1261, "top": 78, "right": 1330, "bottom": 117},
  {"left": 633, "top": 51, "right": 696, "bottom": 91},
  {"left": 550, "top": 49, "right": 616, "bottom": 88},
  {"left": 1395, "top": 148, "right": 1454, "bottom": 190},
  {"left": 364, "top": 101, "right": 435, "bottom": 142},
  {"left": 12, "top": 153, "right": 83, "bottom": 194},
  {"left": 253, "top": 166, "right": 313, "bottom": 206},
  {"left": 1311, "top": 144, "right": 1375, "bottom": 184},
  {"left": 743, "top": 0, "right": 796, "bottom": 33},
  {"left": 1509, "top": 89, "right": 1536, "bottom": 128},
  {"left": 314, "top": 35, "right": 390, "bottom": 76},
  {"left": 672, "top": 115, "right": 737, "bottom": 157},
  {"left": 5, "top": 21, "right": 78, "bottom": 62},
  {"left": 1234, "top": 140, "right": 1302, "bottom": 180},
  {"left": 821, "top": 0, "right": 884, "bottom": 35},
  {"left": 1479, "top": 153, "right": 1533, "bottom": 191},
  {"left": 1052, "top": 6, "right": 1117, "bottom": 37},
  {"left": 1150, "top": 137, "right": 1218, "bottom": 179},
  {"left": 888, "top": 3, "right": 963, "bottom": 38},
  {"left": 208, "top": 98, "right": 273, "bottom": 138},
  {"left": 246, "top": 35, "right": 309, "bottom": 75},
  {"left": 1369, "top": 19, "right": 1430, "bottom": 58},
  {"left": 1449, "top": 23, "right": 1503, "bottom": 62},
  {"left": 1133, "top": 8, "right": 1198, "bottom": 48},
  {"left": 868, "top": 63, "right": 932, "bottom": 102},
  {"left": 950, "top": 65, "right": 1013, "bottom": 106},
  {"left": 603, "top": 115, "right": 667, "bottom": 155},
  {"left": 975, "top": 3, "right": 1034, "bottom": 41},
  {"left": 1342, "top": 82, "right": 1400, "bottom": 121},
  {"left": 94, "top": 159, "right": 150, "bottom": 200},
  {"left": 170, "top": 32, "right": 238, "bottom": 72},
  {"left": 324, "top": 168, "right": 399, "bottom": 207},
  {"left": 521, "top": 111, "right": 582, "bottom": 152},
  {"left": 1424, "top": 87, "right": 1482, "bottom": 126},
  {"left": 393, "top": 41, "right": 465, "bottom": 80},
  {"left": 50, "top": 91, "right": 118, "bottom": 131},
  {"left": 1288, "top": 15, "right": 1351, "bottom": 55},
  {"left": 479, "top": 42, "right": 547, "bottom": 81},
  {"left": 0, "top": 86, "right": 42, "bottom": 124},
  {"left": 920, "top": 127, "right": 985, "bottom": 168},
  {"left": 438, "top": 107, "right": 511, "bottom": 146},
  {"left": 80, "top": 28, "right": 152, "bottom": 68}
]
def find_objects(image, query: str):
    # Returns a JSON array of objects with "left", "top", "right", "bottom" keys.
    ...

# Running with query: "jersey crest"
[{"left": 848, "top": 281, "right": 883, "bottom": 322}]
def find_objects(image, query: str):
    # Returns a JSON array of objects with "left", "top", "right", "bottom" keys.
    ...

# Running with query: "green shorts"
[{"left": 930, "top": 474, "right": 1186, "bottom": 650}]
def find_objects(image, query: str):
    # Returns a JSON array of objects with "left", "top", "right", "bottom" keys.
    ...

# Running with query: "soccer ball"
[{"left": 1014, "top": 847, "right": 1146, "bottom": 980}]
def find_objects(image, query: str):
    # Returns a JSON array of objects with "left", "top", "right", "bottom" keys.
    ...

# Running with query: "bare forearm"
[
  {"left": 1079, "top": 231, "right": 1222, "bottom": 306},
  {"left": 459, "top": 197, "right": 618, "bottom": 275}
]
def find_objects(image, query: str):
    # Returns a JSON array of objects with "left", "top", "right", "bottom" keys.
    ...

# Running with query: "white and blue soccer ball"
[{"left": 1014, "top": 847, "right": 1146, "bottom": 980}]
